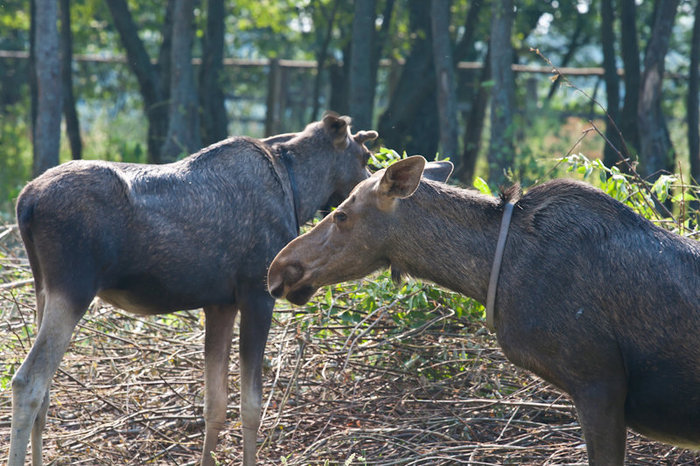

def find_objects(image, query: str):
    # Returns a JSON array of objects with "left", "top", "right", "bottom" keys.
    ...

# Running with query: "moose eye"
[{"left": 335, "top": 211, "right": 348, "bottom": 223}]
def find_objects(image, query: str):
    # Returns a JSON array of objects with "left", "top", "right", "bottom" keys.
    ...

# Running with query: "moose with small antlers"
[
  {"left": 9, "top": 114, "right": 377, "bottom": 466},
  {"left": 268, "top": 156, "right": 700, "bottom": 465}
]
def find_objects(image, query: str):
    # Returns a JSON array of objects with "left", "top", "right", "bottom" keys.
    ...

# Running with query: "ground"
[{"left": 1, "top": 224, "right": 698, "bottom": 465}]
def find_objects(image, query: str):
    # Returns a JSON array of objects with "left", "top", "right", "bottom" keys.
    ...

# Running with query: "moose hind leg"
[
  {"left": 30, "top": 390, "right": 49, "bottom": 466},
  {"left": 572, "top": 377, "right": 628, "bottom": 466},
  {"left": 238, "top": 291, "right": 274, "bottom": 466},
  {"left": 201, "top": 305, "right": 237, "bottom": 466},
  {"left": 9, "top": 292, "right": 89, "bottom": 466}
]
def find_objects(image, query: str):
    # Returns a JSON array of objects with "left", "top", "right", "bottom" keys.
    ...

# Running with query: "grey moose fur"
[
  {"left": 9, "top": 113, "right": 378, "bottom": 466},
  {"left": 268, "top": 156, "right": 700, "bottom": 465}
]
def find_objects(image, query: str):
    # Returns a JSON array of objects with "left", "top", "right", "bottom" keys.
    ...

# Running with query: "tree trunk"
[
  {"left": 329, "top": 50, "right": 350, "bottom": 116},
  {"left": 199, "top": 0, "right": 228, "bottom": 146},
  {"left": 33, "top": 0, "right": 63, "bottom": 177},
  {"left": 601, "top": 0, "right": 621, "bottom": 168},
  {"left": 431, "top": 0, "right": 459, "bottom": 159},
  {"left": 546, "top": 11, "right": 584, "bottom": 100},
  {"left": 378, "top": 0, "right": 438, "bottom": 158},
  {"left": 59, "top": 0, "right": 82, "bottom": 160},
  {"left": 689, "top": 0, "right": 700, "bottom": 182},
  {"left": 106, "top": 0, "right": 170, "bottom": 163},
  {"left": 349, "top": 0, "right": 376, "bottom": 131},
  {"left": 369, "top": 0, "right": 395, "bottom": 110},
  {"left": 161, "top": 0, "right": 201, "bottom": 161},
  {"left": 619, "top": 0, "right": 641, "bottom": 154},
  {"left": 638, "top": 0, "right": 679, "bottom": 179},
  {"left": 488, "top": 0, "right": 516, "bottom": 186},
  {"left": 457, "top": 46, "right": 491, "bottom": 184},
  {"left": 29, "top": 0, "right": 37, "bottom": 142},
  {"left": 311, "top": 0, "right": 340, "bottom": 121},
  {"left": 453, "top": 0, "right": 483, "bottom": 63}
]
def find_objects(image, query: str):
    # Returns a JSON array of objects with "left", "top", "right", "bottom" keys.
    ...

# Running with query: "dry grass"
[{"left": 1, "top": 223, "right": 699, "bottom": 465}]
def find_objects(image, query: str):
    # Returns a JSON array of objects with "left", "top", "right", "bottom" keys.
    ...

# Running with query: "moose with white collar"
[
  {"left": 268, "top": 155, "right": 700, "bottom": 465},
  {"left": 9, "top": 113, "right": 377, "bottom": 466}
]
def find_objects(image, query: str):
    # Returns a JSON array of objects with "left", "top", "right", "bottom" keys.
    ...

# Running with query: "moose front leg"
[
  {"left": 201, "top": 304, "right": 237, "bottom": 466},
  {"left": 238, "top": 291, "right": 274, "bottom": 466},
  {"left": 572, "top": 377, "right": 628, "bottom": 466}
]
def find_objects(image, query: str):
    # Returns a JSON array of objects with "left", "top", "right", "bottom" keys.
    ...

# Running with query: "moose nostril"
[
  {"left": 270, "top": 282, "right": 285, "bottom": 299},
  {"left": 284, "top": 262, "right": 304, "bottom": 285}
]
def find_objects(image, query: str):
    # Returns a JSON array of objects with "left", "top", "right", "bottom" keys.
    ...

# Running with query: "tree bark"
[
  {"left": 311, "top": 0, "right": 340, "bottom": 121},
  {"left": 619, "top": 0, "right": 641, "bottom": 154},
  {"left": 161, "top": 0, "right": 201, "bottom": 161},
  {"left": 106, "top": 0, "right": 170, "bottom": 163},
  {"left": 378, "top": 0, "right": 438, "bottom": 158},
  {"left": 349, "top": 0, "right": 376, "bottom": 131},
  {"left": 29, "top": 0, "right": 37, "bottom": 142},
  {"left": 638, "top": 0, "right": 679, "bottom": 179},
  {"left": 431, "top": 0, "right": 459, "bottom": 159},
  {"left": 689, "top": 0, "right": 700, "bottom": 182},
  {"left": 453, "top": 0, "right": 483, "bottom": 63},
  {"left": 199, "top": 0, "right": 228, "bottom": 146},
  {"left": 33, "top": 0, "right": 63, "bottom": 177},
  {"left": 601, "top": 0, "right": 621, "bottom": 168},
  {"left": 488, "top": 0, "right": 516, "bottom": 186},
  {"left": 546, "top": 12, "right": 585, "bottom": 100},
  {"left": 369, "top": 0, "right": 395, "bottom": 106},
  {"left": 458, "top": 46, "right": 491, "bottom": 184},
  {"left": 60, "top": 0, "right": 82, "bottom": 160}
]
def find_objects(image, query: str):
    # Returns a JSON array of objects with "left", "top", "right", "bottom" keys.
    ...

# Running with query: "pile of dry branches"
[{"left": 1, "top": 224, "right": 698, "bottom": 465}]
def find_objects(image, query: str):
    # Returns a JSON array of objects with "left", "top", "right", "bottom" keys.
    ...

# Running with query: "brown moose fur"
[
  {"left": 10, "top": 114, "right": 377, "bottom": 466},
  {"left": 268, "top": 156, "right": 700, "bottom": 465}
]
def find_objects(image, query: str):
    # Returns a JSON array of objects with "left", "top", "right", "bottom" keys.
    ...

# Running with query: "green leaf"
[{"left": 473, "top": 177, "right": 492, "bottom": 195}]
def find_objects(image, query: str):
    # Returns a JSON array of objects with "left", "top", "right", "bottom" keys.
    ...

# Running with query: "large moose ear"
[
  {"left": 379, "top": 156, "right": 426, "bottom": 199},
  {"left": 323, "top": 113, "right": 350, "bottom": 150},
  {"left": 423, "top": 160, "right": 453, "bottom": 183}
]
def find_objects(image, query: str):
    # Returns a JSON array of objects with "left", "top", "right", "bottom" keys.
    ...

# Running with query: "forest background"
[{"left": 0, "top": 0, "right": 699, "bottom": 216}]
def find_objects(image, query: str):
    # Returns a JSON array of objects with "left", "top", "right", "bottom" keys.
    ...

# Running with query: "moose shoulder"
[
  {"left": 268, "top": 155, "right": 700, "bottom": 465},
  {"left": 10, "top": 114, "right": 378, "bottom": 466}
]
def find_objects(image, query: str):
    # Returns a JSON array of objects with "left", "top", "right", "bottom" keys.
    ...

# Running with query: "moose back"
[
  {"left": 268, "top": 156, "right": 700, "bottom": 465},
  {"left": 9, "top": 114, "right": 377, "bottom": 466}
]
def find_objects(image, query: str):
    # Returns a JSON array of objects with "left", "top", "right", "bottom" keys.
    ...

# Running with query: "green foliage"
[
  {"left": 301, "top": 268, "right": 483, "bottom": 344},
  {"left": 0, "top": 104, "right": 32, "bottom": 217},
  {"left": 560, "top": 153, "right": 699, "bottom": 234}
]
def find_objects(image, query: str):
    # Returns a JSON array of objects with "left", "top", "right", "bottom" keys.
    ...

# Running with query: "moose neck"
[
  {"left": 387, "top": 182, "right": 504, "bottom": 304},
  {"left": 277, "top": 143, "right": 336, "bottom": 225}
]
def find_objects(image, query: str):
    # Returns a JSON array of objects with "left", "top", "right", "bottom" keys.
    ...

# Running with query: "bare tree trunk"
[
  {"left": 601, "top": 0, "right": 621, "bottom": 168},
  {"left": 33, "top": 0, "right": 63, "bottom": 177},
  {"left": 311, "top": 0, "right": 340, "bottom": 121},
  {"left": 620, "top": 0, "right": 641, "bottom": 153},
  {"left": 488, "top": 0, "right": 516, "bottom": 186},
  {"left": 349, "top": 0, "right": 376, "bottom": 131},
  {"left": 369, "top": 0, "right": 395, "bottom": 107},
  {"left": 60, "top": 0, "right": 82, "bottom": 160},
  {"left": 638, "top": 0, "right": 679, "bottom": 179},
  {"left": 547, "top": 11, "right": 585, "bottom": 100},
  {"left": 689, "top": 0, "right": 700, "bottom": 182},
  {"left": 431, "top": 0, "right": 458, "bottom": 159},
  {"left": 453, "top": 0, "right": 483, "bottom": 63},
  {"left": 161, "top": 0, "right": 201, "bottom": 161},
  {"left": 458, "top": 46, "right": 491, "bottom": 184},
  {"left": 329, "top": 45, "right": 351, "bottom": 116},
  {"left": 199, "top": 0, "right": 228, "bottom": 146},
  {"left": 29, "top": 0, "right": 37, "bottom": 142},
  {"left": 378, "top": 0, "right": 438, "bottom": 158},
  {"left": 106, "top": 0, "right": 171, "bottom": 163}
]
